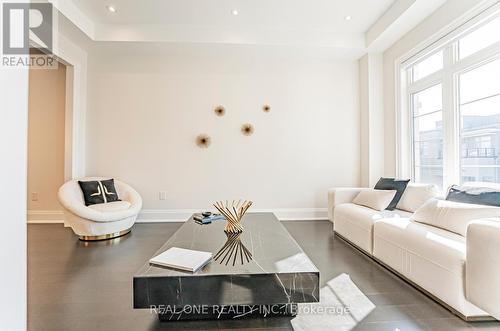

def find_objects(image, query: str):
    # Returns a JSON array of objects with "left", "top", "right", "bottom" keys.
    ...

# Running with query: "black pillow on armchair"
[
  {"left": 101, "top": 179, "right": 120, "bottom": 203},
  {"left": 78, "top": 181, "right": 104, "bottom": 206},
  {"left": 78, "top": 179, "right": 121, "bottom": 206},
  {"left": 374, "top": 177, "right": 410, "bottom": 210}
]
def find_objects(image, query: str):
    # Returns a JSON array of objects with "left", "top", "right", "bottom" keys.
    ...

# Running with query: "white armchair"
[{"left": 58, "top": 177, "right": 142, "bottom": 241}]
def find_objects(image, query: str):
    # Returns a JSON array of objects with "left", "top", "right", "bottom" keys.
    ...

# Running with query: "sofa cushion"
[
  {"left": 333, "top": 203, "right": 411, "bottom": 254},
  {"left": 411, "top": 198, "right": 500, "bottom": 237},
  {"left": 88, "top": 201, "right": 131, "bottom": 213},
  {"left": 374, "top": 177, "right": 410, "bottom": 210},
  {"left": 396, "top": 183, "right": 440, "bottom": 213},
  {"left": 446, "top": 185, "right": 500, "bottom": 207},
  {"left": 374, "top": 217, "right": 488, "bottom": 317},
  {"left": 374, "top": 218, "right": 466, "bottom": 275},
  {"left": 352, "top": 189, "right": 397, "bottom": 211},
  {"left": 466, "top": 219, "right": 500, "bottom": 320}
]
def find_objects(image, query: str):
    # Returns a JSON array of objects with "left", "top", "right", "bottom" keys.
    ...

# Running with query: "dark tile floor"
[{"left": 28, "top": 221, "right": 500, "bottom": 331}]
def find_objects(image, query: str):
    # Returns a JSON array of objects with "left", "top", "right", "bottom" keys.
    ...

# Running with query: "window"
[
  {"left": 412, "top": 51, "right": 443, "bottom": 81},
  {"left": 401, "top": 11, "right": 500, "bottom": 189},
  {"left": 412, "top": 84, "right": 443, "bottom": 187},
  {"left": 459, "top": 58, "right": 500, "bottom": 183},
  {"left": 459, "top": 16, "right": 500, "bottom": 59}
]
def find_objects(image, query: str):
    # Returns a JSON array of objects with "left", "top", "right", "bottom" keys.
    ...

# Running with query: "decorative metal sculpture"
[
  {"left": 214, "top": 232, "right": 252, "bottom": 266},
  {"left": 214, "top": 105, "right": 226, "bottom": 117},
  {"left": 213, "top": 200, "right": 252, "bottom": 233},
  {"left": 196, "top": 134, "right": 211, "bottom": 148},
  {"left": 241, "top": 123, "right": 254, "bottom": 136}
]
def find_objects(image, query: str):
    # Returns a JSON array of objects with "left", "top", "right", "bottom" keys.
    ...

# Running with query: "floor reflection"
[
  {"left": 291, "top": 273, "right": 375, "bottom": 331},
  {"left": 77, "top": 234, "right": 130, "bottom": 247},
  {"left": 214, "top": 232, "right": 253, "bottom": 266}
]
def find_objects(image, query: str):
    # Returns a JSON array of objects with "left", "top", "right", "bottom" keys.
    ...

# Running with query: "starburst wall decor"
[
  {"left": 241, "top": 123, "right": 254, "bottom": 136},
  {"left": 195, "top": 134, "right": 211, "bottom": 148},
  {"left": 196, "top": 103, "right": 273, "bottom": 148},
  {"left": 214, "top": 105, "right": 226, "bottom": 117}
]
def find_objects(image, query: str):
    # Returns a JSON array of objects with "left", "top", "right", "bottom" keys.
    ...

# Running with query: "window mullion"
[
  {"left": 397, "top": 67, "right": 412, "bottom": 180},
  {"left": 442, "top": 44, "right": 460, "bottom": 190},
  {"left": 407, "top": 70, "right": 443, "bottom": 94}
]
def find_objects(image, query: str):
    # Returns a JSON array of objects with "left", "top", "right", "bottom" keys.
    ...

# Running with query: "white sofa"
[
  {"left": 328, "top": 183, "right": 499, "bottom": 321},
  {"left": 58, "top": 177, "right": 142, "bottom": 241}
]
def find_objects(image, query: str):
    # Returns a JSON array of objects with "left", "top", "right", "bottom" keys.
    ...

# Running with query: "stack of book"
[{"left": 193, "top": 213, "right": 225, "bottom": 224}]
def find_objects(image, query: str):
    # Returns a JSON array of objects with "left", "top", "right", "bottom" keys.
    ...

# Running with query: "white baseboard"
[
  {"left": 27, "top": 208, "right": 328, "bottom": 224},
  {"left": 137, "top": 208, "right": 328, "bottom": 223},
  {"left": 27, "top": 210, "right": 65, "bottom": 223}
]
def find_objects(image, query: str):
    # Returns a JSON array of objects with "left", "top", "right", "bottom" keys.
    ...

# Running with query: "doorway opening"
[{"left": 27, "top": 49, "right": 71, "bottom": 223}]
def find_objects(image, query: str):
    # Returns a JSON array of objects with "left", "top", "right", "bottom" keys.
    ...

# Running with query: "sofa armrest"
[
  {"left": 327, "top": 187, "right": 368, "bottom": 222},
  {"left": 466, "top": 218, "right": 500, "bottom": 320}
]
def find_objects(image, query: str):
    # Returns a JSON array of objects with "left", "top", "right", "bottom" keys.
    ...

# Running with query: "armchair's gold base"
[{"left": 78, "top": 228, "right": 132, "bottom": 241}]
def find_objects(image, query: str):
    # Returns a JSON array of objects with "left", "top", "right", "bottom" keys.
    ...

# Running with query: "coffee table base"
[{"left": 157, "top": 304, "right": 297, "bottom": 321}]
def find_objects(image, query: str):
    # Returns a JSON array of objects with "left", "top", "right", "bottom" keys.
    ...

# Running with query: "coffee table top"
[{"left": 134, "top": 212, "right": 319, "bottom": 278}]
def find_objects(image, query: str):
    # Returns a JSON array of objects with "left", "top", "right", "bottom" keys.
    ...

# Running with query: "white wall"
[
  {"left": 382, "top": 0, "right": 492, "bottom": 176},
  {"left": 359, "top": 53, "right": 384, "bottom": 187},
  {"left": 86, "top": 44, "right": 360, "bottom": 219},
  {"left": 56, "top": 14, "right": 90, "bottom": 180},
  {"left": 359, "top": 55, "right": 369, "bottom": 186},
  {"left": 0, "top": 64, "right": 28, "bottom": 330}
]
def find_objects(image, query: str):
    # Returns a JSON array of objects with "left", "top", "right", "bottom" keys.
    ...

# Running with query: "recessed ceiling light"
[
  {"left": 106, "top": 5, "right": 117, "bottom": 13},
  {"left": 231, "top": 9, "right": 239, "bottom": 16},
  {"left": 344, "top": 15, "right": 352, "bottom": 21}
]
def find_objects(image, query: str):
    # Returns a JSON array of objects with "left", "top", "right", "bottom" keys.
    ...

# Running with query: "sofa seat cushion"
[
  {"left": 333, "top": 203, "right": 412, "bottom": 254},
  {"left": 374, "top": 218, "right": 466, "bottom": 275},
  {"left": 88, "top": 201, "right": 131, "bottom": 213}
]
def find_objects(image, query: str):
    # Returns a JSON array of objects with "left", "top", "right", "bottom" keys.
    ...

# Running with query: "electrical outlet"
[
  {"left": 159, "top": 191, "right": 167, "bottom": 200},
  {"left": 31, "top": 192, "right": 38, "bottom": 201}
]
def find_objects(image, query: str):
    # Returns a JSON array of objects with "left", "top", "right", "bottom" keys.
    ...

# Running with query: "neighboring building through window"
[
  {"left": 412, "top": 83, "right": 443, "bottom": 188},
  {"left": 459, "top": 58, "right": 500, "bottom": 184}
]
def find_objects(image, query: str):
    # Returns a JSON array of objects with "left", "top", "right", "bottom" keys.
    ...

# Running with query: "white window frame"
[{"left": 396, "top": 4, "right": 500, "bottom": 190}]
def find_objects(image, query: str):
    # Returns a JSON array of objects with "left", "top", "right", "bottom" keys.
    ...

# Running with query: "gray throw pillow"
[
  {"left": 374, "top": 177, "right": 410, "bottom": 210},
  {"left": 446, "top": 185, "right": 500, "bottom": 207}
]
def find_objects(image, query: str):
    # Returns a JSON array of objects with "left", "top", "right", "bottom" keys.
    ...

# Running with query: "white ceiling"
[
  {"left": 73, "top": 0, "right": 394, "bottom": 31},
  {"left": 51, "top": 0, "right": 449, "bottom": 56},
  {"left": 56, "top": 0, "right": 392, "bottom": 48}
]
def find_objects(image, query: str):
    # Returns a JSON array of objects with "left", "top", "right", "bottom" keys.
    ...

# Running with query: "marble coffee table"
[{"left": 133, "top": 212, "right": 319, "bottom": 320}]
